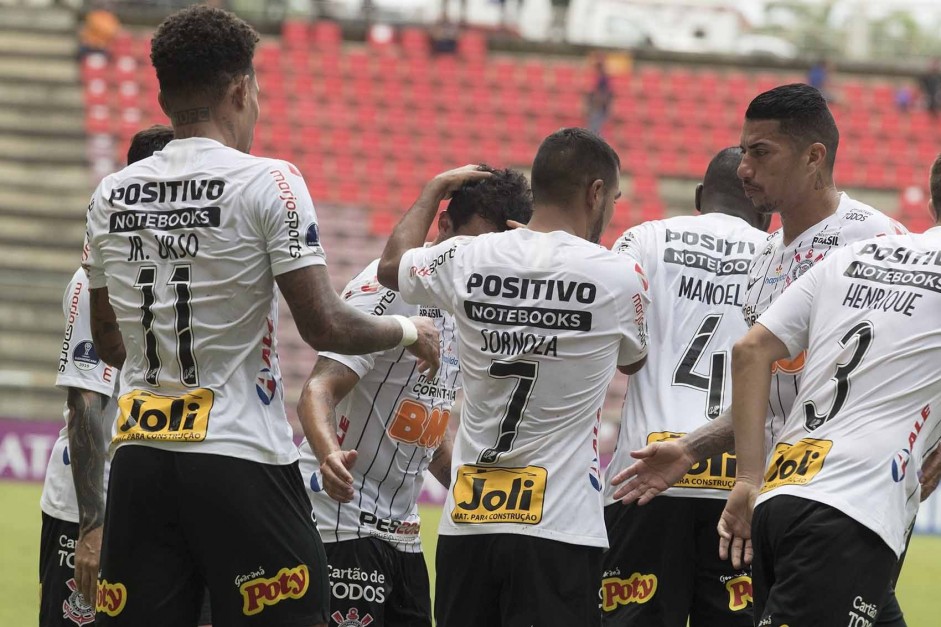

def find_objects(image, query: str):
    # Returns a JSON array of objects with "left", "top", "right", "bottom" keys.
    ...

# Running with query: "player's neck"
[
  {"left": 526, "top": 204, "right": 587, "bottom": 239},
  {"left": 780, "top": 187, "right": 840, "bottom": 246},
  {"left": 172, "top": 123, "right": 233, "bottom": 148}
]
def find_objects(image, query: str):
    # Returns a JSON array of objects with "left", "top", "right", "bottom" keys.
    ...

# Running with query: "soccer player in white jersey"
[
  {"left": 717, "top": 179, "right": 941, "bottom": 625},
  {"left": 82, "top": 7, "right": 439, "bottom": 626},
  {"left": 609, "top": 83, "right": 911, "bottom": 625},
  {"left": 39, "top": 126, "right": 180, "bottom": 627},
  {"left": 377, "top": 128, "right": 650, "bottom": 627},
  {"left": 601, "top": 147, "right": 770, "bottom": 626},
  {"left": 297, "top": 167, "right": 533, "bottom": 627}
]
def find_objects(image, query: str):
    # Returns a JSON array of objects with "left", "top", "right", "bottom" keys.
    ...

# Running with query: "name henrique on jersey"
[
  {"left": 742, "top": 193, "right": 905, "bottom": 444},
  {"left": 41, "top": 269, "right": 119, "bottom": 523},
  {"left": 298, "top": 259, "right": 460, "bottom": 553},
  {"left": 755, "top": 227, "right": 941, "bottom": 557},
  {"left": 398, "top": 229, "right": 649, "bottom": 548},
  {"left": 83, "top": 137, "right": 327, "bottom": 464},
  {"left": 604, "top": 214, "right": 768, "bottom": 502}
]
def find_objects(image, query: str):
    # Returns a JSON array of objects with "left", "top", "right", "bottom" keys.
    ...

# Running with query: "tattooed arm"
[
  {"left": 89, "top": 287, "right": 125, "bottom": 369},
  {"left": 67, "top": 386, "right": 110, "bottom": 603}
]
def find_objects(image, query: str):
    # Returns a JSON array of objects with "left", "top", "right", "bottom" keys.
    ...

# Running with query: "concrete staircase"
[{"left": 0, "top": 3, "right": 91, "bottom": 420}]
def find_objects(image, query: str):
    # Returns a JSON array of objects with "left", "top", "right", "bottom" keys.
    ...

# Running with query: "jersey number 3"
[
  {"left": 134, "top": 264, "right": 199, "bottom": 387},
  {"left": 673, "top": 314, "right": 727, "bottom": 419},
  {"left": 803, "top": 321, "right": 873, "bottom": 431}
]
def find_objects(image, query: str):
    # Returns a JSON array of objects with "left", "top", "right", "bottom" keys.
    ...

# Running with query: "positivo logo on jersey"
[
  {"left": 72, "top": 341, "right": 100, "bottom": 371},
  {"left": 451, "top": 465, "right": 546, "bottom": 525},
  {"left": 240, "top": 564, "right": 309, "bottom": 616}
]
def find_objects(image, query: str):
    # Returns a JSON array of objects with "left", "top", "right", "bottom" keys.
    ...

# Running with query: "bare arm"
[
  {"left": 89, "top": 287, "right": 125, "bottom": 369},
  {"left": 377, "top": 165, "right": 491, "bottom": 290},
  {"left": 617, "top": 355, "right": 647, "bottom": 376},
  {"left": 429, "top": 428, "right": 453, "bottom": 489},
  {"left": 297, "top": 357, "right": 361, "bottom": 503},
  {"left": 277, "top": 265, "right": 440, "bottom": 377},
  {"left": 66, "top": 386, "right": 110, "bottom": 603}
]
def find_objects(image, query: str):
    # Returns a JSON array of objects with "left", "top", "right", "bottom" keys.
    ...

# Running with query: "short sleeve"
[
  {"left": 252, "top": 161, "right": 328, "bottom": 277},
  {"left": 397, "top": 237, "right": 471, "bottom": 312},
  {"left": 756, "top": 255, "right": 825, "bottom": 357},
  {"left": 56, "top": 271, "right": 119, "bottom": 396},
  {"left": 614, "top": 258, "right": 651, "bottom": 366},
  {"left": 612, "top": 221, "right": 656, "bottom": 271},
  {"left": 318, "top": 263, "right": 414, "bottom": 378},
  {"left": 82, "top": 190, "right": 108, "bottom": 289}
]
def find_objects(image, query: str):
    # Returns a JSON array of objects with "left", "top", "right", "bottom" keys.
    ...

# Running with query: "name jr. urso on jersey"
[
  {"left": 755, "top": 229, "right": 941, "bottom": 558},
  {"left": 298, "top": 259, "right": 460, "bottom": 553},
  {"left": 83, "top": 137, "right": 326, "bottom": 464},
  {"left": 604, "top": 214, "right": 768, "bottom": 502},
  {"left": 741, "top": 193, "right": 906, "bottom": 440},
  {"left": 398, "top": 229, "right": 649, "bottom": 548}
]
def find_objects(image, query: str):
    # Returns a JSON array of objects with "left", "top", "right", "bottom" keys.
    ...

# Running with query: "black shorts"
[
  {"left": 324, "top": 537, "right": 430, "bottom": 627},
  {"left": 752, "top": 495, "right": 898, "bottom": 626},
  {"left": 40, "top": 513, "right": 95, "bottom": 627},
  {"left": 601, "top": 498, "right": 753, "bottom": 627},
  {"left": 435, "top": 533, "right": 602, "bottom": 627},
  {"left": 97, "top": 445, "right": 329, "bottom": 626}
]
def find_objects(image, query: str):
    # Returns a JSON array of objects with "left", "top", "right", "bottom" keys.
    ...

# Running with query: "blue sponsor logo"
[
  {"left": 309, "top": 472, "right": 322, "bottom": 493},
  {"left": 305, "top": 223, "right": 320, "bottom": 247},
  {"left": 891, "top": 449, "right": 911, "bottom": 482},
  {"left": 255, "top": 368, "right": 277, "bottom": 405},
  {"left": 63, "top": 446, "right": 70, "bottom": 466},
  {"left": 73, "top": 341, "right": 100, "bottom": 371}
]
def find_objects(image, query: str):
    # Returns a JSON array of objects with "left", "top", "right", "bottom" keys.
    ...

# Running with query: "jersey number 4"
[
  {"left": 479, "top": 360, "right": 538, "bottom": 464},
  {"left": 803, "top": 321, "right": 873, "bottom": 431},
  {"left": 134, "top": 264, "right": 199, "bottom": 387},
  {"left": 673, "top": 314, "right": 727, "bottom": 420}
]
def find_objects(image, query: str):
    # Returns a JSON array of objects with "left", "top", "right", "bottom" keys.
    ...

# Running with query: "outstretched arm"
[
  {"left": 378, "top": 165, "right": 491, "bottom": 290},
  {"left": 67, "top": 386, "right": 110, "bottom": 603}
]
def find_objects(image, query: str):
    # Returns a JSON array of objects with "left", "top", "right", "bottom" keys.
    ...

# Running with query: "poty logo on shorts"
[
  {"left": 600, "top": 573, "right": 657, "bottom": 611},
  {"left": 96, "top": 579, "right": 127, "bottom": 617},
  {"left": 63, "top": 578, "right": 95, "bottom": 625},
  {"left": 725, "top": 575, "right": 753, "bottom": 611},
  {"left": 240, "top": 564, "right": 309, "bottom": 616}
]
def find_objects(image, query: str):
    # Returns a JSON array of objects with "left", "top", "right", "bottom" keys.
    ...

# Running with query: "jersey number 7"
[{"left": 479, "top": 360, "right": 539, "bottom": 464}]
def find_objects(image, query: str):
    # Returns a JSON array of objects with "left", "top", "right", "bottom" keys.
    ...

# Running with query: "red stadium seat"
[{"left": 459, "top": 29, "right": 487, "bottom": 60}]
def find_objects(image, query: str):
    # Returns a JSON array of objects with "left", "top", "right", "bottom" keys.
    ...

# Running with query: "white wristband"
[{"left": 392, "top": 315, "right": 419, "bottom": 347}]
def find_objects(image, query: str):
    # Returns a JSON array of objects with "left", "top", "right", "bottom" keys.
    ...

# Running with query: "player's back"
[
  {"left": 604, "top": 213, "right": 767, "bottom": 501},
  {"left": 757, "top": 228, "right": 941, "bottom": 556},
  {"left": 84, "top": 137, "right": 326, "bottom": 464},
  {"left": 400, "top": 228, "right": 649, "bottom": 547}
]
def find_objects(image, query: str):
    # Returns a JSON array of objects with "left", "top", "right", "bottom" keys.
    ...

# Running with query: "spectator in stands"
[
  {"left": 430, "top": 16, "right": 459, "bottom": 55},
  {"left": 586, "top": 58, "right": 613, "bottom": 136},
  {"left": 808, "top": 59, "right": 836, "bottom": 102},
  {"left": 77, "top": 3, "right": 120, "bottom": 60},
  {"left": 896, "top": 84, "right": 915, "bottom": 113},
  {"left": 920, "top": 59, "right": 941, "bottom": 117}
]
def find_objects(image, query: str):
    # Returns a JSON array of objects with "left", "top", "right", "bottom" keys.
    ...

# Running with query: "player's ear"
[
  {"left": 694, "top": 183, "right": 704, "bottom": 213},
  {"left": 438, "top": 211, "right": 454, "bottom": 238},
  {"left": 231, "top": 75, "right": 250, "bottom": 110},
  {"left": 807, "top": 142, "right": 827, "bottom": 174},
  {"left": 587, "top": 178, "right": 605, "bottom": 212},
  {"left": 157, "top": 91, "right": 170, "bottom": 118},
  {"left": 930, "top": 198, "right": 938, "bottom": 223}
]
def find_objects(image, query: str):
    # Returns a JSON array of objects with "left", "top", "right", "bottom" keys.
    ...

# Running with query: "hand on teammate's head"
[
  {"left": 430, "top": 164, "right": 493, "bottom": 199},
  {"left": 406, "top": 316, "right": 440, "bottom": 380}
]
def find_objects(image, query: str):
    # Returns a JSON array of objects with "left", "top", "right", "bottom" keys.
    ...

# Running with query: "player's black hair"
[
  {"left": 745, "top": 83, "right": 839, "bottom": 170},
  {"left": 447, "top": 166, "right": 533, "bottom": 231},
  {"left": 698, "top": 147, "right": 770, "bottom": 231},
  {"left": 127, "top": 124, "right": 174, "bottom": 165},
  {"left": 150, "top": 5, "right": 259, "bottom": 106},
  {"left": 931, "top": 154, "right": 941, "bottom": 211},
  {"left": 530, "top": 128, "right": 620, "bottom": 206}
]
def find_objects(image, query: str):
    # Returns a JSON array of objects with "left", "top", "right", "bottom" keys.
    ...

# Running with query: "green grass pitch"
[{"left": 3, "top": 480, "right": 938, "bottom": 624}]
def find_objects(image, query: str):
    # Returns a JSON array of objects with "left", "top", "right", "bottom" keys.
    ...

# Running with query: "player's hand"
[
  {"left": 718, "top": 481, "right": 758, "bottom": 569},
  {"left": 427, "top": 165, "right": 492, "bottom": 200},
  {"left": 75, "top": 525, "right": 102, "bottom": 604},
  {"left": 610, "top": 440, "right": 695, "bottom": 505},
  {"left": 405, "top": 316, "right": 440, "bottom": 380},
  {"left": 322, "top": 449, "right": 358, "bottom": 503},
  {"left": 919, "top": 445, "right": 941, "bottom": 501},
  {"left": 506, "top": 219, "right": 528, "bottom": 230}
]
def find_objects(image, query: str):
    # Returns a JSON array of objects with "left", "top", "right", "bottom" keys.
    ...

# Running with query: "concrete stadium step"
[
  {"left": 0, "top": 330, "right": 61, "bottom": 369},
  {"left": 0, "top": 161, "right": 89, "bottom": 191},
  {"left": 0, "top": 106, "right": 85, "bottom": 137},
  {"left": 0, "top": 56, "right": 78, "bottom": 84},
  {"left": 0, "top": 188, "right": 92, "bottom": 219},
  {"left": 0, "top": 5, "right": 76, "bottom": 34},
  {"left": 0, "top": 300, "right": 64, "bottom": 335},
  {"left": 0, "top": 30, "right": 76, "bottom": 58},
  {"left": 0, "top": 80, "right": 83, "bottom": 110},
  {"left": 0, "top": 384, "right": 63, "bottom": 422},
  {"left": 0, "top": 214, "right": 84, "bottom": 247},
  {"left": 0, "top": 244, "right": 80, "bottom": 274},
  {"left": 0, "top": 133, "right": 87, "bottom": 164}
]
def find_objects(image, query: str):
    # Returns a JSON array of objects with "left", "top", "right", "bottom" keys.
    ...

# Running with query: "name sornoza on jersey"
[
  {"left": 740, "top": 195, "right": 905, "bottom": 439},
  {"left": 301, "top": 262, "right": 460, "bottom": 552},
  {"left": 399, "top": 229, "right": 649, "bottom": 547},
  {"left": 604, "top": 214, "right": 767, "bottom": 502},
  {"left": 83, "top": 138, "right": 326, "bottom": 464}
]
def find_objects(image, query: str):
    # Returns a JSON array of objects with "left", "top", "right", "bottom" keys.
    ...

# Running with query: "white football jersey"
[
  {"left": 755, "top": 227, "right": 941, "bottom": 557},
  {"left": 298, "top": 259, "right": 460, "bottom": 553},
  {"left": 83, "top": 137, "right": 326, "bottom": 464},
  {"left": 604, "top": 213, "right": 768, "bottom": 502},
  {"left": 41, "top": 269, "right": 119, "bottom": 523},
  {"left": 398, "top": 229, "right": 650, "bottom": 548},
  {"left": 742, "top": 193, "right": 905, "bottom": 443}
]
